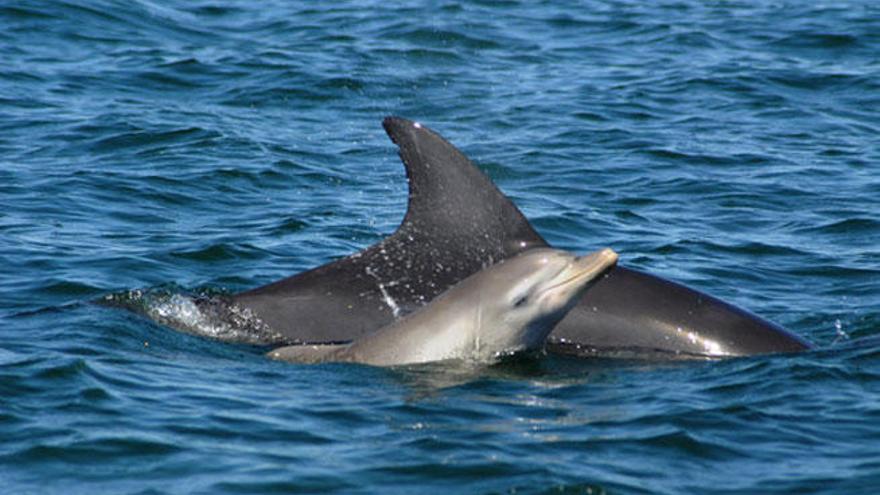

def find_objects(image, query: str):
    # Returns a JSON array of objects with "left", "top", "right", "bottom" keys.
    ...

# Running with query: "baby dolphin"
[{"left": 268, "top": 248, "right": 618, "bottom": 366}]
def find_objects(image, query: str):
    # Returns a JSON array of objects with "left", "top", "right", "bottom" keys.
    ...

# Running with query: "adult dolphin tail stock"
[{"left": 231, "top": 117, "right": 810, "bottom": 358}]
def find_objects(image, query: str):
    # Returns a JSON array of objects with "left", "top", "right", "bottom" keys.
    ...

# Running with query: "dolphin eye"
[{"left": 513, "top": 295, "right": 528, "bottom": 308}]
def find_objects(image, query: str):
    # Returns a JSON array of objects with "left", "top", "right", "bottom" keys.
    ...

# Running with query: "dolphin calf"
[
  {"left": 229, "top": 117, "right": 810, "bottom": 357},
  {"left": 269, "top": 248, "right": 619, "bottom": 366}
]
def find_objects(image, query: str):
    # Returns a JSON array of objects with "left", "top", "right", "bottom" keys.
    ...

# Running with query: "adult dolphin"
[
  {"left": 269, "top": 248, "right": 618, "bottom": 366},
  {"left": 230, "top": 117, "right": 810, "bottom": 357}
]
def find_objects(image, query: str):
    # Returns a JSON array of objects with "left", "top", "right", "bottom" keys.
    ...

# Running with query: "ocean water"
[{"left": 2, "top": 1, "right": 879, "bottom": 493}]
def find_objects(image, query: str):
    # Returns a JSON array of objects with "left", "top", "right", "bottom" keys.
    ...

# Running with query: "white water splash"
[
  {"left": 832, "top": 318, "right": 849, "bottom": 345},
  {"left": 105, "top": 289, "right": 284, "bottom": 344}
]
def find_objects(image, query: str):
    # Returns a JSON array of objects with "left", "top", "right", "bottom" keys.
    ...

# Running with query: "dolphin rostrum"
[
  {"left": 269, "top": 248, "right": 618, "bottom": 366},
  {"left": 229, "top": 117, "right": 810, "bottom": 357}
]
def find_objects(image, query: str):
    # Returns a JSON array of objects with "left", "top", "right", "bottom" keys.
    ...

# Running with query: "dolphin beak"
[
  {"left": 572, "top": 248, "right": 619, "bottom": 284},
  {"left": 576, "top": 248, "right": 619, "bottom": 271},
  {"left": 550, "top": 248, "right": 619, "bottom": 293}
]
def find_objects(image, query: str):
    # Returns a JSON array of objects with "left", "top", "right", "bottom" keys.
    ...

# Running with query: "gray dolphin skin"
[
  {"left": 232, "top": 117, "right": 811, "bottom": 358},
  {"left": 268, "top": 248, "right": 619, "bottom": 366}
]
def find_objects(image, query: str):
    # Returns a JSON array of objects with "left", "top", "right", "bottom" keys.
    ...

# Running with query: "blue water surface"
[{"left": 2, "top": 1, "right": 879, "bottom": 493}]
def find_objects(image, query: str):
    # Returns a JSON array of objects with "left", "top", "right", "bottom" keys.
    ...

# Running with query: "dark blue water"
[{"left": 3, "top": 1, "right": 879, "bottom": 493}]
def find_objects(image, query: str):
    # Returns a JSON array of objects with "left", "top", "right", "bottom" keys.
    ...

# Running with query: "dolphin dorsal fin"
[
  {"left": 232, "top": 117, "right": 550, "bottom": 343},
  {"left": 382, "top": 116, "right": 545, "bottom": 253}
]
